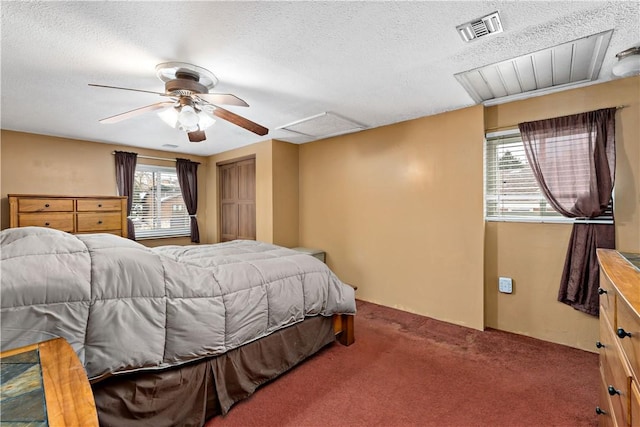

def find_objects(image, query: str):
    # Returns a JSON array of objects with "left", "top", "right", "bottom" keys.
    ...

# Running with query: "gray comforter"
[{"left": 0, "top": 227, "right": 356, "bottom": 380}]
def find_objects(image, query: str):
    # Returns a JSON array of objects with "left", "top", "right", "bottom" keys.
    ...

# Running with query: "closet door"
[{"left": 219, "top": 158, "right": 256, "bottom": 242}]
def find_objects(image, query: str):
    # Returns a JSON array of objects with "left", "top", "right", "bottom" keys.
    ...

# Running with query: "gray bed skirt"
[{"left": 91, "top": 315, "right": 336, "bottom": 427}]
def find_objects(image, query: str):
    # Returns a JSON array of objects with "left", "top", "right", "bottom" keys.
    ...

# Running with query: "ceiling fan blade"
[
  {"left": 99, "top": 101, "right": 174, "bottom": 124},
  {"left": 188, "top": 131, "right": 206, "bottom": 142},
  {"left": 197, "top": 93, "right": 249, "bottom": 107},
  {"left": 213, "top": 107, "right": 269, "bottom": 136},
  {"left": 89, "top": 83, "right": 167, "bottom": 96}
]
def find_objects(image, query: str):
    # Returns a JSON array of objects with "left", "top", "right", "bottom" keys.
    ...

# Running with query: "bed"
[{"left": 0, "top": 226, "right": 356, "bottom": 426}]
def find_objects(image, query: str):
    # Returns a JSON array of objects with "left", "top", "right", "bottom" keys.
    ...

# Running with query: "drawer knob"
[
  {"left": 596, "top": 341, "right": 605, "bottom": 349},
  {"left": 44, "top": 222, "right": 50, "bottom": 226},
  {"left": 595, "top": 407, "right": 607, "bottom": 415},
  {"left": 608, "top": 385, "right": 621, "bottom": 396},
  {"left": 98, "top": 204, "right": 102, "bottom": 207},
  {"left": 44, "top": 203, "right": 50, "bottom": 208},
  {"left": 617, "top": 328, "right": 632, "bottom": 339},
  {"left": 598, "top": 287, "right": 607, "bottom": 295},
  {"left": 98, "top": 220, "right": 103, "bottom": 224}
]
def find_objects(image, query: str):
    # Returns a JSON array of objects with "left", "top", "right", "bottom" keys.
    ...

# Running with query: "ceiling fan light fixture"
[
  {"left": 157, "top": 104, "right": 216, "bottom": 133},
  {"left": 177, "top": 105, "right": 199, "bottom": 130},
  {"left": 612, "top": 46, "right": 640, "bottom": 77},
  {"left": 196, "top": 110, "right": 216, "bottom": 130},
  {"left": 156, "top": 62, "right": 218, "bottom": 90},
  {"left": 92, "top": 61, "right": 267, "bottom": 140},
  {"left": 158, "top": 107, "right": 179, "bottom": 129}
]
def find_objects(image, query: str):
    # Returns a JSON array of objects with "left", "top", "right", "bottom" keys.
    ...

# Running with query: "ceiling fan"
[{"left": 89, "top": 62, "right": 269, "bottom": 142}]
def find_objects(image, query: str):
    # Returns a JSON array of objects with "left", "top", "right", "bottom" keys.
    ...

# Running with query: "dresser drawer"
[
  {"left": 18, "top": 213, "right": 74, "bottom": 232},
  {"left": 603, "top": 347, "right": 632, "bottom": 426},
  {"left": 601, "top": 314, "right": 618, "bottom": 367},
  {"left": 76, "top": 199, "right": 122, "bottom": 212},
  {"left": 617, "top": 298, "right": 640, "bottom": 380},
  {"left": 76, "top": 213, "right": 122, "bottom": 232},
  {"left": 599, "top": 366, "right": 618, "bottom": 427},
  {"left": 18, "top": 198, "right": 74, "bottom": 213}
]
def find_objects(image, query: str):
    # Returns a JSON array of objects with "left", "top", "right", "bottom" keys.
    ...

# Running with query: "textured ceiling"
[{"left": 1, "top": 1, "right": 638, "bottom": 156}]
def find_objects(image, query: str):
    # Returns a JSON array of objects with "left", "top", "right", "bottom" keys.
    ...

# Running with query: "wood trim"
[
  {"left": 120, "top": 198, "right": 129, "bottom": 238},
  {"left": 1, "top": 338, "right": 99, "bottom": 427},
  {"left": 215, "top": 154, "right": 256, "bottom": 167},
  {"left": 333, "top": 314, "right": 355, "bottom": 346},
  {"left": 39, "top": 338, "right": 99, "bottom": 426},
  {"left": 9, "top": 196, "right": 18, "bottom": 232},
  {"left": 8, "top": 194, "right": 127, "bottom": 199},
  {"left": 598, "top": 249, "right": 640, "bottom": 317}
]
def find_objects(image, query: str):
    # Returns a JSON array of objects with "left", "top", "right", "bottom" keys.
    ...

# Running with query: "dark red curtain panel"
[
  {"left": 176, "top": 158, "right": 200, "bottom": 243},
  {"left": 114, "top": 151, "right": 138, "bottom": 240},
  {"left": 519, "top": 107, "right": 616, "bottom": 316}
]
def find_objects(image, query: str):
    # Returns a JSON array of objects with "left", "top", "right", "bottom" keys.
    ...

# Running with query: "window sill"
[
  {"left": 135, "top": 233, "right": 190, "bottom": 241},
  {"left": 485, "top": 217, "right": 613, "bottom": 225}
]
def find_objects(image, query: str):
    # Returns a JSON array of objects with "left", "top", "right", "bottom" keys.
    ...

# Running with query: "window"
[
  {"left": 484, "top": 130, "right": 613, "bottom": 223},
  {"left": 131, "top": 165, "right": 190, "bottom": 238}
]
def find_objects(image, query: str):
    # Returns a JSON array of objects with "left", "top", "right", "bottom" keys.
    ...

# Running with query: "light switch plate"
[{"left": 499, "top": 277, "right": 513, "bottom": 293}]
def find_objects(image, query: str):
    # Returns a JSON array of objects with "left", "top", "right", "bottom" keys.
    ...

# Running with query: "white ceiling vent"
[
  {"left": 277, "top": 112, "right": 366, "bottom": 139},
  {"left": 455, "top": 29, "right": 613, "bottom": 105},
  {"left": 457, "top": 11, "right": 503, "bottom": 43}
]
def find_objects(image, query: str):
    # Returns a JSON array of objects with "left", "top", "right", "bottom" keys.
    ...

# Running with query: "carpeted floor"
[{"left": 206, "top": 300, "right": 599, "bottom": 427}]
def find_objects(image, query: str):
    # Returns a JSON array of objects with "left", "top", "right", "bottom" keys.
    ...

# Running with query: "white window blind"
[
  {"left": 484, "top": 130, "right": 613, "bottom": 223},
  {"left": 131, "top": 165, "right": 190, "bottom": 238}
]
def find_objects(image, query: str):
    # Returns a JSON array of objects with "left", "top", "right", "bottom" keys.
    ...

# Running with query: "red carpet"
[{"left": 206, "top": 300, "right": 598, "bottom": 427}]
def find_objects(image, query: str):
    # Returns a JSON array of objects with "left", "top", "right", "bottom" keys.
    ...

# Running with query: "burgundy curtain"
[
  {"left": 176, "top": 158, "right": 200, "bottom": 243},
  {"left": 518, "top": 108, "right": 616, "bottom": 316},
  {"left": 114, "top": 151, "right": 138, "bottom": 240}
]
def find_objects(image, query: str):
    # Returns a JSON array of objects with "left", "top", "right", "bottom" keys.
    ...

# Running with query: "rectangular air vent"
[
  {"left": 455, "top": 29, "right": 613, "bottom": 105},
  {"left": 457, "top": 11, "right": 503, "bottom": 42}
]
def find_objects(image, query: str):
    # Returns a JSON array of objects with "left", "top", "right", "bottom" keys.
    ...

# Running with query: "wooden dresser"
[
  {"left": 9, "top": 194, "right": 128, "bottom": 238},
  {"left": 597, "top": 249, "right": 640, "bottom": 426}
]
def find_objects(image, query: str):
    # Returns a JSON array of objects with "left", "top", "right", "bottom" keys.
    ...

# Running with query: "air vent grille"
[
  {"left": 457, "top": 11, "right": 503, "bottom": 42},
  {"left": 455, "top": 30, "right": 613, "bottom": 105}
]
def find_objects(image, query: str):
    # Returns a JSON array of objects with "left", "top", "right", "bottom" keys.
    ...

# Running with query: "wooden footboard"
[{"left": 332, "top": 314, "right": 355, "bottom": 346}]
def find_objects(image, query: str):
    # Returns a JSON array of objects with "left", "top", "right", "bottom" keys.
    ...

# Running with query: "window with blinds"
[
  {"left": 484, "top": 130, "right": 613, "bottom": 223},
  {"left": 131, "top": 165, "right": 190, "bottom": 238}
]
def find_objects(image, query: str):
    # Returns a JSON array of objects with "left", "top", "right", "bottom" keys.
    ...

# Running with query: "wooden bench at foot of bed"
[{"left": 333, "top": 314, "right": 355, "bottom": 345}]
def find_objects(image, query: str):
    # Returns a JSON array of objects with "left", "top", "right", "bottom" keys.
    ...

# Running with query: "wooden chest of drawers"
[
  {"left": 9, "top": 194, "right": 128, "bottom": 238},
  {"left": 597, "top": 249, "right": 640, "bottom": 426}
]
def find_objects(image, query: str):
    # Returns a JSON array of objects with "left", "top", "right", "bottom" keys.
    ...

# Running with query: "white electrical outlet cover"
[{"left": 499, "top": 277, "right": 513, "bottom": 293}]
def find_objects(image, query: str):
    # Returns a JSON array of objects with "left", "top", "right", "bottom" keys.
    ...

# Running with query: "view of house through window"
[
  {"left": 131, "top": 165, "right": 190, "bottom": 238},
  {"left": 485, "top": 131, "right": 566, "bottom": 221},
  {"left": 485, "top": 130, "right": 613, "bottom": 223}
]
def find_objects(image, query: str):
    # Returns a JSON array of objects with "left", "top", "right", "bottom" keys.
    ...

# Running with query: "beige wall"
[
  {"left": 484, "top": 76, "right": 640, "bottom": 350},
  {"left": 299, "top": 105, "right": 486, "bottom": 330},
  {"left": 272, "top": 140, "right": 299, "bottom": 248},
  {"left": 0, "top": 130, "right": 209, "bottom": 246}
]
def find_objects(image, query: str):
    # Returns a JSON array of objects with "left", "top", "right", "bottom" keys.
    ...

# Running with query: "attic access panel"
[
  {"left": 455, "top": 30, "right": 613, "bottom": 104},
  {"left": 277, "top": 112, "right": 366, "bottom": 139}
]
